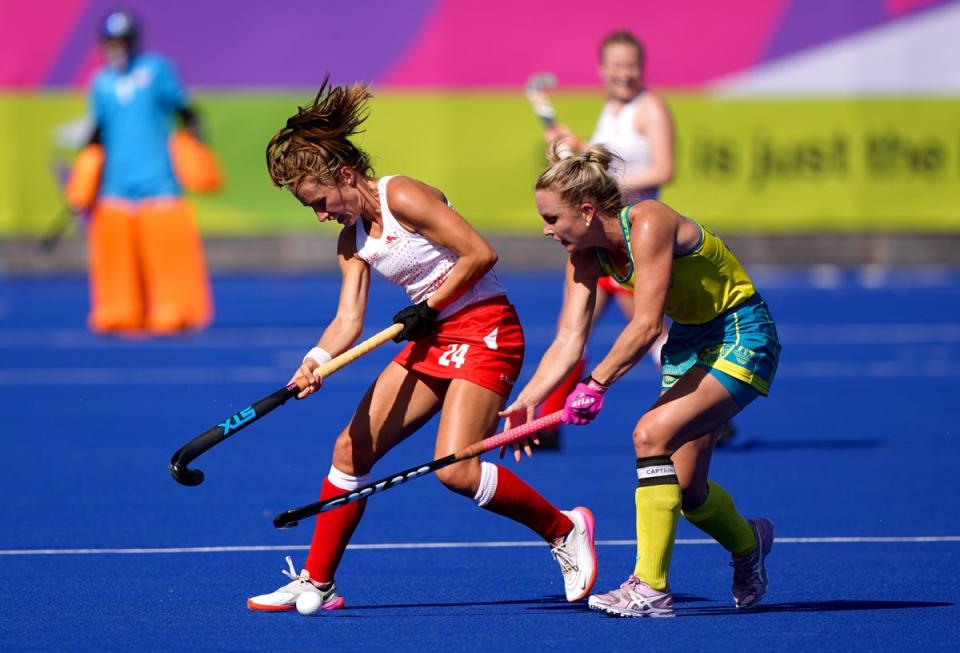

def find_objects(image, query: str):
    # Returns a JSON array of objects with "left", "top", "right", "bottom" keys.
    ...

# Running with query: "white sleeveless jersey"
[
  {"left": 589, "top": 94, "right": 659, "bottom": 203},
  {"left": 355, "top": 176, "right": 505, "bottom": 320}
]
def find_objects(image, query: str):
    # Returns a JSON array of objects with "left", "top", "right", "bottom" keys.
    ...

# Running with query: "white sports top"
[
  {"left": 355, "top": 176, "right": 505, "bottom": 320},
  {"left": 589, "top": 94, "right": 659, "bottom": 203}
]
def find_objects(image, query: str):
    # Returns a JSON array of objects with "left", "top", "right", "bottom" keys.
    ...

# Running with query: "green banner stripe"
[{"left": 3, "top": 93, "right": 959, "bottom": 236}]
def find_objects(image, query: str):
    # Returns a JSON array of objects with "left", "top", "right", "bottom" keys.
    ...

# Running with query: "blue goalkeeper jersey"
[{"left": 90, "top": 53, "right": 187, "bottom": 200}]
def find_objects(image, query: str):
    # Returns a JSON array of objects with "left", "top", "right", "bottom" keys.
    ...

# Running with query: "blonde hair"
[
  {"left": 535, "top": 142, "right": 623, "bottom": 218},
  {"left": 266, "top": 76, "right": 374, "bottom": 187}
]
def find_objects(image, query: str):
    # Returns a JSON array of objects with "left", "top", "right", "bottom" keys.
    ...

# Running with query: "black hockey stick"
[
  {"left": 273, "top": 411, "right": 565, "bottom": 528},
  {"left": 169, "top": 383, "right": 299, "bottom": 486},
  {"left": 169, "top": 323, "right": 402, "bottom": 486}
]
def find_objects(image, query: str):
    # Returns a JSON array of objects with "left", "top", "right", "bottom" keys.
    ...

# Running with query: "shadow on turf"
[
  {"left": 347, "top": 594, "right": 575, "bottom": 612},
  {"left": 679, "top": 599, "right": 953, "bottom": 617},
  {"left": 718, "top": 437, "right": 884, "bottom": 453},
  {"left": 344, "top": 594, "right": 712, "bottom": 613}
]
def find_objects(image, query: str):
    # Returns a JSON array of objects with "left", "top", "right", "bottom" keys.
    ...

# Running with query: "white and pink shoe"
[
  {"left": 550, "top": 507, "right": 598, "bottom": 602},
  {"left": 247, "top": 556, "right": 344, "bottom": 612},
  {"left": 588, "top": 576, "right": 675, "bottom": 618},
  {"left": 731, "top": 518, "right": 774, "bottom": 609}
]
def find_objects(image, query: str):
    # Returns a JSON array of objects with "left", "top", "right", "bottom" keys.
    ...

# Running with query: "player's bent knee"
[
  {"left": 435, "top": 461, "right": 480, "bottom": 497},
  {"left": 331, "top": 432, "right": 374, "bottom": 477},
  {"left": 633, "top": 417, "right": 671, "bottom": 457}
]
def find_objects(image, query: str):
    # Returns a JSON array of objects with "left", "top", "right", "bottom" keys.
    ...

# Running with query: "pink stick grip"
[{"left": 479, "top": 411, "right": 564, "bottom": 452}]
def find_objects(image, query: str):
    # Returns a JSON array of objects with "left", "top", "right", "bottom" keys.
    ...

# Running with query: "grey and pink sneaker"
[
  {"left": 247, "top": 556, "right": 344, "bottom": 612},
  {"left": 731, "top": 518, "right": 774, "bottom": 609},
  {"left": 587, "top": 575, "right": 675, "bottom": 618}
]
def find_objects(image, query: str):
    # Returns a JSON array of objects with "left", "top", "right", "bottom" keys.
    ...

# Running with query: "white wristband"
[{"left": 304, "top": 346, "right": 332, "bottom": 367}]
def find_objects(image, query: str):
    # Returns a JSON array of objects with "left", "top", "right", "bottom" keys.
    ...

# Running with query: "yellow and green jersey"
[{"left": 595, "top": 205, "right": 757, "bottom": 325}]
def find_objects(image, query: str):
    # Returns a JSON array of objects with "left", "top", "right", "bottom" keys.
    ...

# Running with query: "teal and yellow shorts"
[{"left": 660, "top": 294, "right": 781, "bottom": 408}]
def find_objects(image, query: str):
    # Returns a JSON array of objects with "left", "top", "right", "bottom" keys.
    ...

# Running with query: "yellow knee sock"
[
  {"left": 681, "top": 480, "right": 756, "bottom": 557},
  {"left": 633, "top": 456, "right": 681, "bottom": 591}
]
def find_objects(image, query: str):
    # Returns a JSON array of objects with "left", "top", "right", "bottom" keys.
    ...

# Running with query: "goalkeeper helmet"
[{"left": 99, "top": 10, "right": 140, "bottom": 47}]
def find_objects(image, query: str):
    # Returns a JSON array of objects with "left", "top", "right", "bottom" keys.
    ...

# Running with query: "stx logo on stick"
[{"left": 220, "top": 407, "right": 256, "bottom": 434}]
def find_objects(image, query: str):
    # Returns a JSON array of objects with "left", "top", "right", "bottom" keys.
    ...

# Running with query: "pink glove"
[{"left": 562, "top": 377, "right": 608, "bottom": 425}]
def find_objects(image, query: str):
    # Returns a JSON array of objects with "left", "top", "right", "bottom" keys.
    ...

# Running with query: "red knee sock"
[
  {"left": 304, "top": 478, "right": 367, "bottom": 582},
  {"left": 483, "top": 465, "right": 573, "bottom": 542}
]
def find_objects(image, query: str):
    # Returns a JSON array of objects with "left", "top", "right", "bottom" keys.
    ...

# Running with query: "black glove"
[{"left": 392, "top": 300, "right": 439, "bottom": 342}]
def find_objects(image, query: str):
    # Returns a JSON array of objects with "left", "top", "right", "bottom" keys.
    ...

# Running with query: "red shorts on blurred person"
[{"left": 597, "top": 275, "right": 632, "bottom": 297}]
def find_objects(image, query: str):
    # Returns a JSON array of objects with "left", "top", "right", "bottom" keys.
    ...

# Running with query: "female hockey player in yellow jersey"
[{"left": 502, "top": 143, "right": 781, "bottom": 617}]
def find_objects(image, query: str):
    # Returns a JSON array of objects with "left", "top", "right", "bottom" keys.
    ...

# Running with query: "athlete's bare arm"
[
  {"left": 502, "top": 249, "right": 601, "bottom": 420},
  {"left": 289, "top": 227, "right": 371, "bottom": 397},
  {"left": 317, "top": 227, "right": 371, "bottom": 353},
  {"left": 620, "top": 93, "right": 675, "bottom": 192},
  {"left": 386, "top": 176, "right": 498, "bottom": 313},
  {"left": 590, "top": 202, "right": 675, "bottom": 385},
  {"left": 544, "top": 123, "right": 585, "bottom": 153}
]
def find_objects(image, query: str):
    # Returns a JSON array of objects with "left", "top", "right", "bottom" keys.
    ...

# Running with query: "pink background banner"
[{"left": 3, "top": 0, "right": 956, "bottom": 89}]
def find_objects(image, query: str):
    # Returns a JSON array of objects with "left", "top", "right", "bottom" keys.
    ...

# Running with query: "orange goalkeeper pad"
[
  {"left": 169, "top": 129, "right": 223, "bottom": 193},
  {"left": 65, "top": 144, "right": 104, "bottom": 211}
]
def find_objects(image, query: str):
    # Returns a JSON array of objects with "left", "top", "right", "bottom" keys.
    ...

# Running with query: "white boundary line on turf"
[{"left": 1, "top": 536, "right": 958, "bottom": 556}]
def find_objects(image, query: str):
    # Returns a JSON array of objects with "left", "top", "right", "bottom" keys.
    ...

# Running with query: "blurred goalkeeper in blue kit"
[{"left": 68, "top": 10, "right": 217, "bottom": 335}]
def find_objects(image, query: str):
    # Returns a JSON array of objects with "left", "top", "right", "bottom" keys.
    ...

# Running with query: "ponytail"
[
  {"left": 266, "top": 75, "right": 374, "bottom": 187},
  {"left": 536, "top": 143, "right": 622, "bottom": 217}
]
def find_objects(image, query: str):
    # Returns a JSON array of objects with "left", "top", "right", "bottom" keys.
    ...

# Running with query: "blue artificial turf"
[{"left": 1, "top": 268, "right": 958, "bottom": 651}]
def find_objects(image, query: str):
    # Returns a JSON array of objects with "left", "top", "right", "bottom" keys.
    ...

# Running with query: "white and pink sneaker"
[
  {"left": 550, "top": 507, "right": 598, "bottom": 602},
  {"left": 731, "top": 518, "right": 774, "bottom": 609},
  {"left": 247, "top": 556, "right": 344, "bottom": 612},
  {"left": 588, "top": 576, "right": 675, "bottom": 618}
]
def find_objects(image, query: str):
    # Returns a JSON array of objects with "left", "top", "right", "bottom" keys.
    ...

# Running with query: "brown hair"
[
  {"left": 266, "top": 76, "right": 374, "bottom": 188},
  {"left": 599, "top": 30, "right": 645, "bottom": 65},
  {"left": 535, "top": 142, "right": 623, "bottom": 218}
]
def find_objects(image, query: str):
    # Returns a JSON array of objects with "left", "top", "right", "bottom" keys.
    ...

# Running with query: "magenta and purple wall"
[{"left": 4, "top": 0, "right": 954, "bottom": 89}]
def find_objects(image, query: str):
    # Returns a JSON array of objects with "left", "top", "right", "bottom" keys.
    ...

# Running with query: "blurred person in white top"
[
  {"left": 533, "top": 30, "right": 676, "bottom": 447},
  {"left": 548, "top": 30, "right": 674, "bottom": 204}
]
